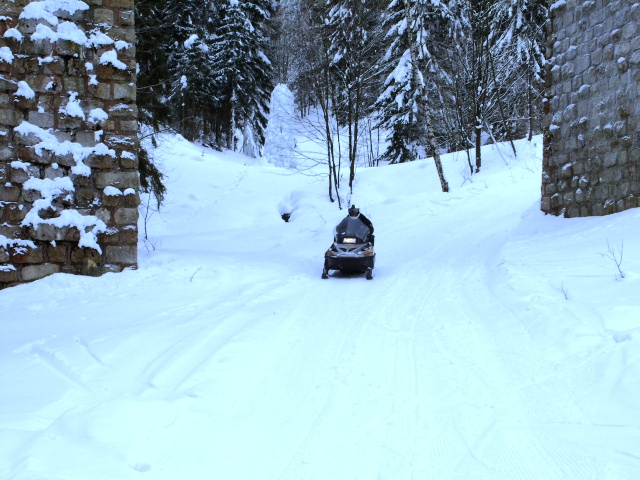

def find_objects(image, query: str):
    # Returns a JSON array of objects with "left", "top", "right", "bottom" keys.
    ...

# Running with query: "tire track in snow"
[
  {"left": 420, "top": 223, "right": 602, "bottom": 479},
  {"left": 28, "top": 344, "right": 91, "bottom": 392},
  {"left": 75, "top": 336, "right": 108, "bottom": 367},
  {"left": 142, "top": 195, "right": 601, "bottom": 479},
  {"left": 132, "top": 279, "right": 289, "bottom": 398},
  {"left": 362, "top": 193, "right": 602, "bottom": 479},
  {"left": 273, "top": 284, "right": 372, "bottom": 479},
  {"left": 151, "top": 275, "right": 365, "bottom": 479},
  {"left": 273, "top": 255, "right": 451, "bottom": 478},
  {"left": 372, "top": 262, "right": 443, "bottom": 475}
]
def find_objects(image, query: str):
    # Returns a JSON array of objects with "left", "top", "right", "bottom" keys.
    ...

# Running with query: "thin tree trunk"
[
  {"left": 325, "top": 103, "right": 340, "bottom": 206},
  {"left": 405, "top": 2, "right": 448, "bottom": 193},
  {"left": 426, "top": 106, "right": 449, "bottom": 193},
  {"left": 472, "top": 9, "right": 491, "bottom": 174},
  {"left": 318, "top": 74, "right": 338, "bottom": 204},
  {"left": 489, "top": 49, "right": 517, "bottom": 156},
  {"left": 453, "top": 74, "right": 473, "bottom": 174},
  {"left": 325, "top": 105, "right": 335, "bottom": 203},
  {"left": 328, "top": 160, "right": 334, "bottom": 201},
  {"left": 527, "top": 61, "right": 534, "bottom": 142},
  {"left": 350, "top": 81, "right": 361, "bottom": 192},
  {"left": 348, "top": 93, "right": 355, "bottom": 192},
  {"left": 228, "top": 83, "right": 236, "bottom": 150},
  {"left": 368, "top": 118, "right": 375, "bottom": 167},
  {"left": 474, "top": 42, "right": 483, "bottom": 173},
  {"left": 475, "top": 114, "right": 481, "bottom": 173}
]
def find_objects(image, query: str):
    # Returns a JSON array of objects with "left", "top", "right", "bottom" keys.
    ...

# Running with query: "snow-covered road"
[{"left": 2, "top": 136, "right": 640, "bottom": 479}]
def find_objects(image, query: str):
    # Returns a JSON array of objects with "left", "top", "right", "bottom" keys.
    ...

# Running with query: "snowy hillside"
[{"left": 1, "top": 134, "right": 639, "bottom": 479}]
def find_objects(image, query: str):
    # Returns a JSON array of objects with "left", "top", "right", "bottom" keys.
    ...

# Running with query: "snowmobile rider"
[{"left": 348, "top": 205, "right": 374, "bottom": 245}]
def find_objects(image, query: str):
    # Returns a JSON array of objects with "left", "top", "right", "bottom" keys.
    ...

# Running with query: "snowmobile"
[{"left": 322, "top": 215, "right": 375, "bottom": 280}]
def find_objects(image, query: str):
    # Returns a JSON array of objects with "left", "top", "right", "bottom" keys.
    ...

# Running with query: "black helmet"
[{"left": 348, "top": 205, "right": 359, "bottom": 216}]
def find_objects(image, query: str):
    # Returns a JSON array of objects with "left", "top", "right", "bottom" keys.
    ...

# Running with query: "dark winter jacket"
[{"left": 355, "top": 213, "right": 374, "bottom": 234}]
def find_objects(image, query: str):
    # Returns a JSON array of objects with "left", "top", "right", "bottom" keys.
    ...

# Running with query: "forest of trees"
[{"left": 135, "top": 0, "right": 548, "bottom": 202}]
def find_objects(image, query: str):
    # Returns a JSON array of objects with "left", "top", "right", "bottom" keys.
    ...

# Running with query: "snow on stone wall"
[
  {"left": 0, "top": 0, "right": 139, "bottom": 288},
  {"left": 542, "top": 0, "right": 640, "bottom": 217}
]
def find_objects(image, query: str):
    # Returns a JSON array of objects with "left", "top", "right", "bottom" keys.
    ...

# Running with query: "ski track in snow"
[{"left": 2, "top": 136, "right": 640, "bottom": 479}]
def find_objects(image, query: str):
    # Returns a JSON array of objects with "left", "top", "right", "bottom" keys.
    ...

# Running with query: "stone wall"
[
  {"left": 542, "top": 0, "right": 640, "bottom": 217},
  {"left": 0, "top": 0, "right": 139, "bottom": 288}
]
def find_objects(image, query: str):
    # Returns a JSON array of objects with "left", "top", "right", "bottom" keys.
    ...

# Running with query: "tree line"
[{"left": 135, "top": 0, "right": 548, "bottom": 203}]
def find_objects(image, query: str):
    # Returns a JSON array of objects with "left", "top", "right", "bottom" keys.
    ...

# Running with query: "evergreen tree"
[
  {"left": 445, "top": 0, "right": 507, "bottom": 172},
  {"left": 488, "top": 0, "right": 548, "bottom": 140},
  {"left": 374, "top": 0, "right": 449, "bottom": 190},
  {"left": 211, "top": 0, "right": 275, "bottom": 155},
  {"left": 374, "top": 5, "right": 438, "bottom": 152},
  {"left": 293, "top": 0, "right": 345, "bottom": 203},
  {"left": 326, "top": 0, "right": 384, "bottom": 190},
  {"left": 289, "top": 0, "right": 332, "bottom": 117},
  {"left": 489, "top": 0, "right": 547, "bottom": 78},
  {"left": 164, "top": 0, "right": 221, "bottom": 142},
  {"left": 135, "top": 0, "right": 172, "bottom": 208},
  {"left": 136, "top": 0, "right": 172, "bottom": 131},
  {"left": 270, "top": 0, "right": 299, "bottom": 85}
]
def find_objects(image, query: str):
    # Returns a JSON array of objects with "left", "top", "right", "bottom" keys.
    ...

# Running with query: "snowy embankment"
[{"left": 1, "top": 134, "right": 639, "bottom": 479}]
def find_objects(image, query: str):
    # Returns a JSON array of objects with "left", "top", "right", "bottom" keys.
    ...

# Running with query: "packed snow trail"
[{"left": 2, "top": 136, "right": 640, "bottom": 479}]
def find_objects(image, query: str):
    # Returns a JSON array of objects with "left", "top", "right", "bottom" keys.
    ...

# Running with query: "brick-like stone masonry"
[
  {"left": 0, "top": 0, "right": 139, "bottom": 288},
  {"left": 542, "top": 0, "right": 640, "bottom": 217}
]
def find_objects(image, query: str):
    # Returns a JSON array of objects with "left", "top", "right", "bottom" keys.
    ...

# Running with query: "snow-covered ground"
[{"left": 2, "top": 132, "right": 640, "bottom": 479}]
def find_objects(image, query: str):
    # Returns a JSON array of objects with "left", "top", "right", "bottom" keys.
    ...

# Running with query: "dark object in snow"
[
  {"left": 322, "top": 215, "right": 375, "bottom": 280},
  {"left": 348, "top": 205, "right": 375, "bottom": 245},
  {"left": 281, "top": 213, "right": 291, "bottom": 222},
  {"left": 347, "top": 205, "right": 374, "bottom": 241}
]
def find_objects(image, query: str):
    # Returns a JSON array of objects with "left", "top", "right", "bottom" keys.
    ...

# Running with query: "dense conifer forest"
[{"left": 135, "top": 0, "right": 548, "bottom": 200}]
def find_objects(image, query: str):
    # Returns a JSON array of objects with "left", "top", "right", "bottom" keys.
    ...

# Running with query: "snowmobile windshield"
[{"left": 334, "top": 216, "right": 371, "bottom": 244}]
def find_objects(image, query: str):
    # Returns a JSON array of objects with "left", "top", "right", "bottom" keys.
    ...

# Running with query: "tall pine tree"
[
  {"left": 326, "top": 0, "right": 384, "bottom": 191},
  {"left": 136, "top": 0, "right": 172, "bottom": 131},
  {"left": 488, "top": 0, "right": 548, "bottom": 140},
  {"left": 374, "top": 0, "right": 449, "bottom": 191},
  {"left": 212, "top": 0, "right": 275, "bottom": 155},
  {"left": 163, "top": 0, "right": 222, "bottom": 142}
]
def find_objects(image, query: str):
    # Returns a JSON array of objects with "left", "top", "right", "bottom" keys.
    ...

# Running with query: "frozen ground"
[{"left": 1, "top": 133, "right": 639, "bottom": 479}]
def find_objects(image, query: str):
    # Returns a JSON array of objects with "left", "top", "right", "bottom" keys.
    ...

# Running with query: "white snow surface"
[
  {"left": 2, "top": 133, "right": 640, "bottom": 479},
  {"left": 263, "top": 84, "right": 298, "bottom": 168}
]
